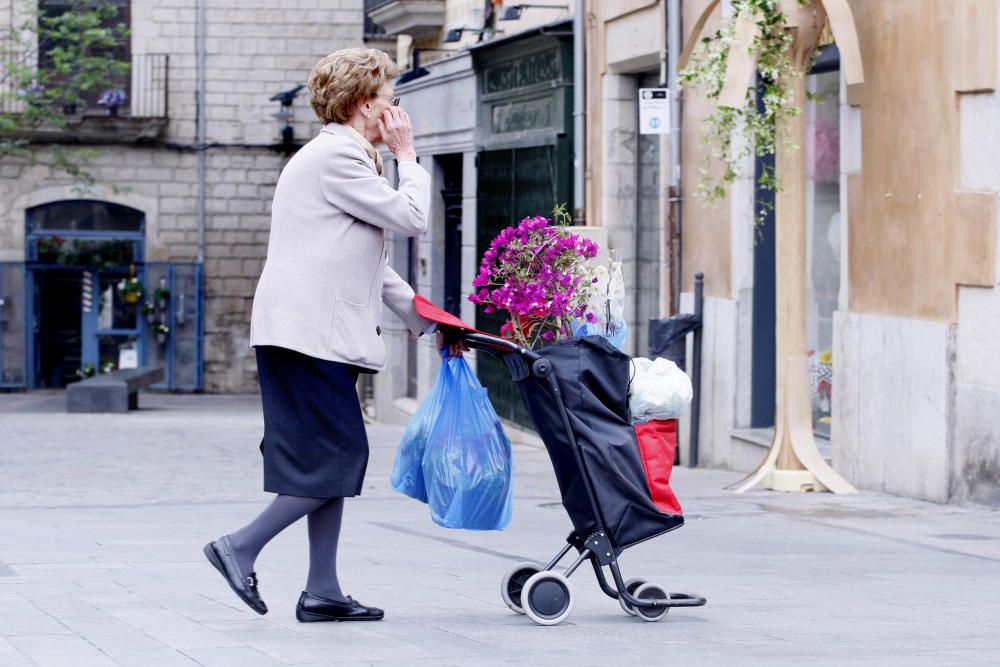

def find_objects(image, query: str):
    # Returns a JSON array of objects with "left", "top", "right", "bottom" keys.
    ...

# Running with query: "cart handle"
[{"left": 454, "top": 330, "right": 542, "bottom": 363}]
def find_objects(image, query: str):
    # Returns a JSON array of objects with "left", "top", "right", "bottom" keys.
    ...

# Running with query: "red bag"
[{"left": 633, "top": 419, "right": 682, "bottom": 515}]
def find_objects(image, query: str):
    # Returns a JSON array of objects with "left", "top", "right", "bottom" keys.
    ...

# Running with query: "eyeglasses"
[{"left": 375, "top": 93, "right": 400, "bottom": 106}]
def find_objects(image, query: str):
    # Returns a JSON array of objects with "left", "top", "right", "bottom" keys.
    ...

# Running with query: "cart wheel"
[
  {"left": 521, "top": 571, "right": 574, "bottom": 626},
  {"left": 618, "top": 577, "right": 647, "bottom": 616},
  {"left": 633, "top": 582, "right": 671, "bottom": 622},
  {"left": 500, "top": 562, "right": 543, "bottom": 614}
]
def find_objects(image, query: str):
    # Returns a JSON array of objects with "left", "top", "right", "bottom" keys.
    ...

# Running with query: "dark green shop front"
[{"left": 471, "top": 23, "right": 574, "bottom": 425}]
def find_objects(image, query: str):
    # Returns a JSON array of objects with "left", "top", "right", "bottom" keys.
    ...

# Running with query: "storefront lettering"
[
  {"left": 482, "top": 50, "right": 561, "bottom": 95},
  {"left": 491, "top": 98, "right": 553, "bottom": 134}
]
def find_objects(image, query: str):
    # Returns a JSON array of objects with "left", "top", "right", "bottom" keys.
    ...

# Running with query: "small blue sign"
[{"left": 639, "top": 88, "right": 669, "bottom": 135}]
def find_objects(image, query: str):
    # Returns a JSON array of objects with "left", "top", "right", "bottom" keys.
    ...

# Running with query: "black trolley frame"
[{"left": 460, "top": 331, "right": 707, "bottom": 614}]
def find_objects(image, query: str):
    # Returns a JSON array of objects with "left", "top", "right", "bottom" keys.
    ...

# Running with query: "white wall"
[
  {"left": 827, "top": 1, "right": 1000, "bottom": 505},
  {"left": 833, "top": 312, "right": 953, "bottom": 503},
  {"left": 952, "top": 9, "right": 1000, "bottom": 504}
]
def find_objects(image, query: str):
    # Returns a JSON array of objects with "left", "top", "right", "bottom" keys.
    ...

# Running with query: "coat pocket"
[{"left": 331, "top": 297, "right": 380, "bottom": 365}]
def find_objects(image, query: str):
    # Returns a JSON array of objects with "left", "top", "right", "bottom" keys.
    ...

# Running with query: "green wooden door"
[{"left": 475, "top": 144, "right": 570, "bottom": 425}]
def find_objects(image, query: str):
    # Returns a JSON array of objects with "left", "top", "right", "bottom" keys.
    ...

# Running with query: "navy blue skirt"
[{"left": 255, "top": 346, "right": 370, "bottom": 497}]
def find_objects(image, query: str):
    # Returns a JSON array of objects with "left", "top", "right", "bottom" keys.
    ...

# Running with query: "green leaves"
[
  {"left": 1, "top": 0, "right": 130, "bottom": 184},
  {"left": 551, "top": 202, "right": 573, "bottom": 227},
  {"left": 678, "top": 0, "right": 808, "bottom": 228}
]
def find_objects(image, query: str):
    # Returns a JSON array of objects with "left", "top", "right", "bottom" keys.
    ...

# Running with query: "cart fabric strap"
[{"left": 633, "top": 420, "right": 683, "bottom": 515}]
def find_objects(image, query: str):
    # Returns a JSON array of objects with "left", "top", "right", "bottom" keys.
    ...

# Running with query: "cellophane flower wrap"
[
  {"left": 469, "top": 211, "right": 599, "bottom": 349},
  {"left": 572, "top": 253, "right": 628, "bottom": 350}
]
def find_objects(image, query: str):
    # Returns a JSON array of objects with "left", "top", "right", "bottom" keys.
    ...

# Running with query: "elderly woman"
[{"left": 204, "top": 48, "right": 450, "bottom": 623}]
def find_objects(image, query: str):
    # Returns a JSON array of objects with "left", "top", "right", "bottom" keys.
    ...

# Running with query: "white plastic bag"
[{"left": 629, "top": 357, "right": 693, "bottom": 423}]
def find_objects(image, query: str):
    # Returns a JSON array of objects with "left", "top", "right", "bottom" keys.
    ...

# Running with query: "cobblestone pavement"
[{"left": 1, "top": 392, "right": 999, "bottom": 665}]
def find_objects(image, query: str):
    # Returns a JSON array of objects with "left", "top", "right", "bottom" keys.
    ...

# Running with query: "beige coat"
[{"left": 250, "top": 122, "right": 432, "bottom": 370}]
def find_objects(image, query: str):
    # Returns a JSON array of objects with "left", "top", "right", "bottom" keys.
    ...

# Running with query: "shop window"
[
  {"left": 37, "top": 1, "right": 131, "bottom": 111},
  {"left": 27, "top": 200, "right": 143, "bottom": 269},
  {"left": 804, "top": 49, "right": 841, "bottom": 438},
  {"left": 751, "top": 44, "right": 841, "bottom": 437},
  {"left": 29, "top": 199, "right": 143, "bottom": 233}
]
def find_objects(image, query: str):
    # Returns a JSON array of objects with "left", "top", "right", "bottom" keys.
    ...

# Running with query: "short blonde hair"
[{"left": 307, "top": 48, "right": 399, "bottom": 124}]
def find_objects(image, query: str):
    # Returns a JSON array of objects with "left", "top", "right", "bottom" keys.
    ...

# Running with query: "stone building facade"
[
  {"left": 362, "top": 1, "right": 580, "bottom": 427},
  {"left": 674, "top": 0, "right": 1000, "bottom": 506},
  {"left": 373, "top": 0, "right": 1000, "bottom": 507},
  {"left": 0, "top": 0, "right": 363, "bottom": 392}
]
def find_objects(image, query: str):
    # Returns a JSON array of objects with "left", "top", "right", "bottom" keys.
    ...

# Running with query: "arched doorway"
[{"left": 25, "top": 200, "right": 146, "bottom": 388}]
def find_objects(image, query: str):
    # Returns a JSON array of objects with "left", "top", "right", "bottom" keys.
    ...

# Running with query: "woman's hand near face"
[{"left": 378, "top": 107, "right": 417, "bottom": 162}]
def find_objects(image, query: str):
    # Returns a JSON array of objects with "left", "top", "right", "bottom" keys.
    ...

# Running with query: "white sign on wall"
[
  {"left": 119, "top": 348, "right": 138, "bottom": 370},
  {"left": 639, "top": 88, "right": 669, "bottom": 135}
]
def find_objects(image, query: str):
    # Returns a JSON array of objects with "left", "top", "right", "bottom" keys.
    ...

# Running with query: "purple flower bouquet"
[{"left": 469, "top": 211, "right": 599, "bottom": 349}]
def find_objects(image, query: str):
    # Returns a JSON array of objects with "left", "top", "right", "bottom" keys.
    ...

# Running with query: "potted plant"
[
  {"left": 468, "top": 205, "right": 599, "bottom": 349},
  {"left": 100, "top": 361, "right": 116, "bottom": 374},
  {"left": 152, "top": 321, "right": 170, "bottom": 344},
  {"left": 117, "top": 276, "right": 144, "bottom": 303},
  {"left": 36, "top": 235, "right": 65, "bottom": 263},
  {"left": 97, "top": 88, "right": 127, "bottom": 116},
  {"left": 153, "top": 286, "right": 171, "bottom": 310},
  {"left": 75, "top": 364, "right": 96, "bottom": 379},
  {"left": 140, "top": 300, "right": 156, "bottom": 324}
]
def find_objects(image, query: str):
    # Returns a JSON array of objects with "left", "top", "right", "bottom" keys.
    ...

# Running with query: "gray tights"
[{"left": 227, "top": 494, "right": 346, "bottom": 601}]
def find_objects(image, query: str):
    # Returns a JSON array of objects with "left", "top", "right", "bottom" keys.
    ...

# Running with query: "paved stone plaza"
[{"left": 1, "top": 392, "right": 999, "bottom": 665}]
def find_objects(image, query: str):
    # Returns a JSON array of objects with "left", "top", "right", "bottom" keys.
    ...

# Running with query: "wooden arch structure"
[{"left": 682, "top": 0, "right": 864, "bottom": 494}]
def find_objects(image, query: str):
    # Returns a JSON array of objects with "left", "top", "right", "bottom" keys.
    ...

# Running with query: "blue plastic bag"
[
  {"left": 571, "top": 318, "right": 629, "bottom": 351},
  {"left": 390, "top": 353, "right": 449, "bottom": 502},
  {"left": 422, "top": 355, "right": 513, "bottom": 530}
]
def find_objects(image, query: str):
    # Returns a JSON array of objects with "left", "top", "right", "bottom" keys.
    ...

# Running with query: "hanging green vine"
[{"left": 678, "top": 0, "right": 808, "bottom": 225}]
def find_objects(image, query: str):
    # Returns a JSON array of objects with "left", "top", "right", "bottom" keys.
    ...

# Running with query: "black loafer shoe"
[
  {"left": 203, "top": 535, "right": 268, "bottom": 615},
  {"left": 296, "top": 591, "right": 384, "bottom": 622}
]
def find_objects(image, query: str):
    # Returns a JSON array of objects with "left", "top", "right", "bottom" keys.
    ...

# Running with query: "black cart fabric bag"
[{"left": 515, "top": 337, "right": 684, "bottom": 548}]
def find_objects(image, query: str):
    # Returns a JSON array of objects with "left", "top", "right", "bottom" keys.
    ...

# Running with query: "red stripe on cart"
[{"left": 633, "top": 419, "right": 683, "bottom": 515}]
